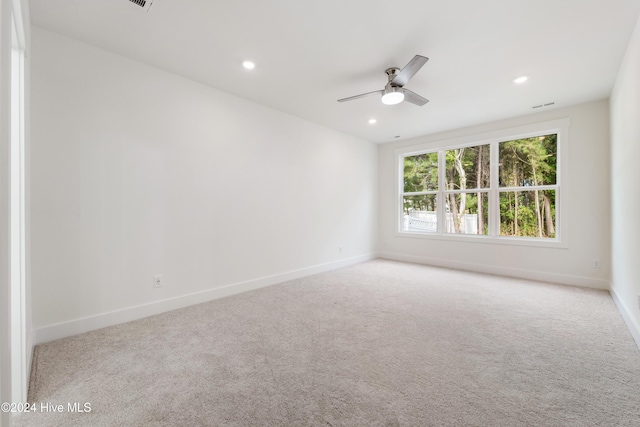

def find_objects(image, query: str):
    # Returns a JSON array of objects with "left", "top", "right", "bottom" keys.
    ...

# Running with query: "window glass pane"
[
  {"left": 404, "top": 153, "right": 438, "bottom": 192},
  {"left": 499, "top": 190, "right": 556, "bottom": 238},
  {"left": 499, "top": 134, "right": 557, "bottom": 187},
  {"left": 445, "top": 144, "right": 490, "bottom": 190},
  {"left": 403, "top": 195, "right": 437, "bottom": 232},
  {"left": 444, "top": 192, "right": 489, "bottom": 235}
]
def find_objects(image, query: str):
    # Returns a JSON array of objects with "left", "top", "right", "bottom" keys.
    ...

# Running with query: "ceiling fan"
[{"left": 338, "top": 55, "right": 430, "bottom": 106}]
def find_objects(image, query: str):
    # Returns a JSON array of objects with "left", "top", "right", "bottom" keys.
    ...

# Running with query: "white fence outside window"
[{"left": 404, "top": 210, "right": 478, "bottom": 234}]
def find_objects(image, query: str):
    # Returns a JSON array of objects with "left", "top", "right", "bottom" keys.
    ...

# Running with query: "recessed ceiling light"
[
  {"left": 242, "top": 61, "right": 255, "bottom": 70},
  {"left": 514, "top": 76, "right": 528, "bottom": 84},
  {"left": 368, "top": 119, "right": 377, "bottom": 124}
]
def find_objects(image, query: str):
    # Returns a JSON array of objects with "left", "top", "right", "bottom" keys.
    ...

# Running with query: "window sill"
[{"left": 395, "top": 230, "right": 568, "bottom": 248}]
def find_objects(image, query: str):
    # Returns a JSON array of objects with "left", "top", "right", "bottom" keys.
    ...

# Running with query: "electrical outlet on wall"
[
  {"left": 592, "top": 260, "right": 600, "bottom": 269},
  {"left": 153, "top": 274, "right": 163, "bottom": 288}
]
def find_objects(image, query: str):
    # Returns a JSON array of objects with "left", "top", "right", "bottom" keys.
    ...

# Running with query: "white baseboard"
[
  {"left": 34, "top": 253, "right": 376, "bottom": 345},
  {"left": 377, "top": 251, "right": 610, "bottom": 290},
  {"left": 609, "top": 286, "right": 640, "bottom": 350}
]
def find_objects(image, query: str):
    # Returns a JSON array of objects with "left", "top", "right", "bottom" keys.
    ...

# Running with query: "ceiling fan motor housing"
[{"left": 385, "top": 67, "right": 402, "bottom": 85}]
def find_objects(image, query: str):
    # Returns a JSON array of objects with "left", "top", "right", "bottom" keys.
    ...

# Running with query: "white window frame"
[
  {"left": 395, "top": 119, "right": 569, "bottom": 248},
  {"left": 10, "top": 0, "right": 28, "bottom": 404}
]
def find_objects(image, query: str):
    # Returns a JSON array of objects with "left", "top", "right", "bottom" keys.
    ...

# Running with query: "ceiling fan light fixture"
[
  {"left": 337, "top": 55, "right": 429, "bottom": 106},
  {"left": 381, "top": 87, "right": 404, "bottom": 105}
]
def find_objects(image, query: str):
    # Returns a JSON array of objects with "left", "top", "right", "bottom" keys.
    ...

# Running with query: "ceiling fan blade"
[
  {"left": 337, "top": 90, "right": 384, "bottom": 103},
  {"left": 391, "top": 55, "right": 429, "bottom": 87},
  {"left": 401, "top": 88, "right": 429, "bottom": 106}
]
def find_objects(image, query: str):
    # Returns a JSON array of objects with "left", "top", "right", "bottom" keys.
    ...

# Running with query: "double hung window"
[{"left": 398, "top": 120, "right": 566, "bottom": 245}]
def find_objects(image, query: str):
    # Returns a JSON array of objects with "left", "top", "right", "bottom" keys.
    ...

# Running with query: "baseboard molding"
[
  {"left": 609, "top": 286, "right": 640, "bottom": 350},
  {"left": 34, "top": 253, "right": 376, "bottom": 345},
  {"left": 377, "top": 251, "right": 610, "bottom": 290}
]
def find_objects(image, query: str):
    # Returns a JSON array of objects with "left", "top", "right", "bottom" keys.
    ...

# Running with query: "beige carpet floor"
[{"left": 15, "top": 260, "right": 640, "bottom": 426}]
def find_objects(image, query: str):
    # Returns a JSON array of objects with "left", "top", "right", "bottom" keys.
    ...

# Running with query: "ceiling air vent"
[
  {"left": 532, "top": 102, "right": 555, "bottom": 109},
  {"left": 129, "top": 0, "right": 155, "bottom": 12}
]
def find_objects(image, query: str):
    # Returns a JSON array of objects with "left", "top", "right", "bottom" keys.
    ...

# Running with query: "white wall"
[
  {"left": 378, "top": 100, "right": 611, "bottom": 289},
  {"left": 610, "top": 15, "right": 640, "bottom": 347},
  {"left": 30, "top": 27, "right": 377, "bottom": 343}
]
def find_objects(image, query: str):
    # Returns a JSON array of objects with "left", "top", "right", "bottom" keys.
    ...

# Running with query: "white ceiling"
[{"left": 29, "top": 0, "right": 640, "bottom": 143}]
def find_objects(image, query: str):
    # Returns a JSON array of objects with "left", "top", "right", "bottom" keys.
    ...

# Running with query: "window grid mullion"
[
  {"left": 437, "top": 150, "right": 445, "bottom": 234},
  {"left": 443, "top": 189, "right": 491, "bottom": 195},
  {"left": 403, "top": 191, "right": 439, "bottom": 196},
  {"left": 489, "top": 140, "right": 499, "bottom": 237},
  {"left": 498, "top": 185, "right": 558, "bottom": 192}
]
